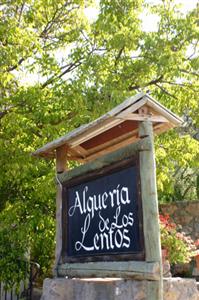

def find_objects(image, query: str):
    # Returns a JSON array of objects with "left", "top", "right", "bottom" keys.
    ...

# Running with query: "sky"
[{"left": 142, "top": 0, "right": 198, "bottom": 32}]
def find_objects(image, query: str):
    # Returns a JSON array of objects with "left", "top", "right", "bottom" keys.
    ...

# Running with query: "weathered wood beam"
[
  {"left": 74, "top": 145, "right": 88, "bottom": 157},
  {"left": 138, "top": 121, "right": 163, "bottom": 300},
  {"left": 117, "top": 97, "right": 148, "bottom": 118},
  {"left": 84, "top": 134, "right": 139, "bottom": 162},
  {"left": 54, "top": 145, "right": 68, "bottom": 275},
  {"left": 147, "top": 281, "right": 161, "bottom": 300},
  {"left": 58, "top": 261, "right": 160, "bottom": 281},
  {"left": 85, "top": 128, "right": 138, "bottom": 156},
  {"left": 58, "top": 136, "right": 152, "bottom": 184},
  {"left": 56, "top": 145, "right": 67, "bottom": 173},
  {"left": 69, "top": 118, "right": 122, "bottom": 148},
  {"left": 146, "top": 97, "right": 182, "bottom": 125},
  {"left": 118, "top": 113, "right": 169, "bottom": 123}
]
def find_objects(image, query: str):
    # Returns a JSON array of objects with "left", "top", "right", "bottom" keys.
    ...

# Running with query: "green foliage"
[
  {"left": 0, "top": 0, "right": 198, "bottom": 287},
  {"left": 160, "top": 214, "right": 197, "bottom": 264}
]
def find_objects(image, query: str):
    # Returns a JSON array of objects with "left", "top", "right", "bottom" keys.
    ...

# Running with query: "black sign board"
[{"left": 62, "top": 157, "right": 144, "bottom": 263}]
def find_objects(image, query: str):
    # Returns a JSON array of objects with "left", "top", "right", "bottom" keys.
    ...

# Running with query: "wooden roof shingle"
[{"left": 33, "top": 92, "right": 183, "bottom": 162}]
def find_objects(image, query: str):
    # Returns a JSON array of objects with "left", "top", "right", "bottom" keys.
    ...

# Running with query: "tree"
[
  {"left": 0, "top": 0, "right": 93, "bottom": 287},
  {"left": 0, "top": 0, "right": 198, "bottom": 286}
]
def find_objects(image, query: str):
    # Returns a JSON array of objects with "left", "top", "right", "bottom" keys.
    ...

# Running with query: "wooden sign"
[
  {"left": 34, "top": 91, "right": 178, "bottom": 298},
  {"left": 62, "top": 157, "right": 144, "bottom": 263}
]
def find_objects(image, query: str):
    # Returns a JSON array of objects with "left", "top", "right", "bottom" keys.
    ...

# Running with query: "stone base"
[
  {"left": 41, "top": 277, "right": 199, "bottom": 300},
  {"left": 193, "top": 267, "right": 199, "bottom": 277}
]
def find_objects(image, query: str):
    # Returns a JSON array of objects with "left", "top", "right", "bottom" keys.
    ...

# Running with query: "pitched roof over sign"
[{"left": 33, "top": 92, "right": 183, "bottom": 163}]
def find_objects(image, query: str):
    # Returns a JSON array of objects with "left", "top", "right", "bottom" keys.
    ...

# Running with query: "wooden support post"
[
  {"left": 58, "top": 261, "right": 160, "bottom": 281},
  {"left": 139, "top": 121, "right": 163, "bottom": 300},
  {"left": 54, "top": 145, "right": 67, "bottom": 275},
  {"left": 56, "top": 145, "right": 68, "bottom": 173}
]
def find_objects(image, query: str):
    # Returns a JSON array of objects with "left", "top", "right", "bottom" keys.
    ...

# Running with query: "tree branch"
[
  {"left": 41, "top": 47, "right": 95, "bottom": 88},
  {"left": 17, "top": 2, "right": 25, "bottom": 25},
  {"left": 40, "top": 2, "right": 79, "bottom": 39},
  {"left": 129, "top": 75, "right": 164, "bottom": 91},
  {"left": 6, "top": 58, "right": 25, "bottom": 72},
  {"left": 41, "top": 59, "right": 83, "bottom": 88},
  {"left": 187, "top": 41, "right": 198, "bottom": 60},
  {"left": 182, "top": 183, "right": 193, "bottom": 200},
  {"left": 114, "top": 46, "right": 125, "bottom": 66},
  {"left": 155, "top": 83, "right": 178, "bottom": 100},
  {"left": 0, "top": 106, "right": 14, "bottom": 121},
  {"left": 161, "top": 80, "right": 199, "bottom": 92},
  {"left": 180, "top": 69, "right": 199, "bottom": 78}
]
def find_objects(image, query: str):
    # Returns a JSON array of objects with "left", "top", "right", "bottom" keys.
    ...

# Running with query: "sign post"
[
  {"left": 55, "top": 145, "right": 68, "bottom": 271},
  {"left": 58, "top": 137, "right": 160, "bottom": 281},
  {"left": 33, "top": 92, "right": 183, "bottom": 300},
  {"left": 139, "top": 120, "right": 163, "bottom": 300}
]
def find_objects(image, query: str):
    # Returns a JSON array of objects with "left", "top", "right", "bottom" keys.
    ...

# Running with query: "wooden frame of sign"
[
  {"left": 33, "top": 93, "right": 185, "bottom": 300},
  {"left": 61, "top": 155, "right": 145, "bottom": 264},
  {"left": 56, "top": 122, "right": 163, "bottom": 300}
]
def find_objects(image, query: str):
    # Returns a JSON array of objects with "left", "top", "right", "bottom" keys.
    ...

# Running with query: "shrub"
[{"left": 160, "top": 214, "right": 197, "bottom": 264}]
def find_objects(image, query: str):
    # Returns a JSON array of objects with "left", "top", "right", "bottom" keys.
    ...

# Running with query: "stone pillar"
[{"left": 41, "top": 277, "right": 199, "bottom": 300}]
